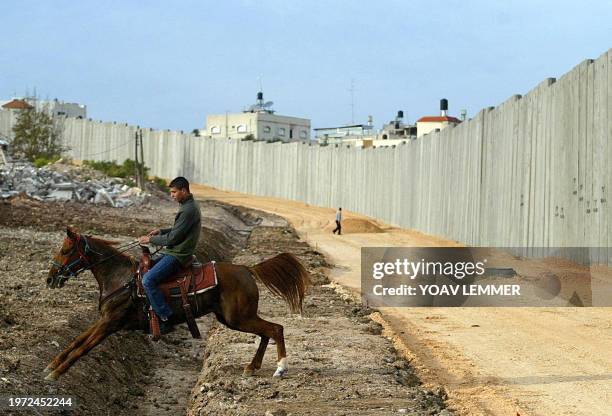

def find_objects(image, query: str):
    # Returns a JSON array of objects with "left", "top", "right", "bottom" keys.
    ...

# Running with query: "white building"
[
  {"left": 204, "top": 92, "right": 310, "bottom": 142},
  {"left": 315, "top": 112, "right": 417, "bottom": 146},
  {"left": 40, "top": 99, "right": 87, "bottom": 118},
  {"left": 0, "top": 97, "right": 87, "bottom": 119}
]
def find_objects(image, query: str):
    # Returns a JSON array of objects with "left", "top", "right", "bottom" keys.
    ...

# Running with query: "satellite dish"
[{"left": 263, "top": 101, "right": 274, "bottom": 108}]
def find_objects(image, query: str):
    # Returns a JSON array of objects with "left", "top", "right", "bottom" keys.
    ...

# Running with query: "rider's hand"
[
  {"left": 138, "top": 236, "right": 151, "bottom": 245},
  {"left": 147, "top": 229, "right": 160, "bottom": 236}
]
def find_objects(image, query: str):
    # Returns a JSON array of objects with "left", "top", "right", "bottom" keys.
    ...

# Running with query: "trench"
[{"left": 132, "top": 201, "right": 263, "bottom": 415}]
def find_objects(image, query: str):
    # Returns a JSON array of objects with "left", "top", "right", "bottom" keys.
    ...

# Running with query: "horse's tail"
[{"left": 249, "top": 253, "right": 310, "bottom": 313}]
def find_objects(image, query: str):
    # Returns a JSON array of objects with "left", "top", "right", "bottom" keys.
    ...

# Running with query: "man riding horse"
[
  {"left": 137, "top": 176, "right": 201, "bottom": 333},
  {"left": 46, "top": 176, "right": 309, "bottom": 380}
]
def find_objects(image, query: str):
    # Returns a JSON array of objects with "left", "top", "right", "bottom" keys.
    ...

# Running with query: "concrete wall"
[{"left": 1, "top": 49, "right": 609, "bottom": 263}]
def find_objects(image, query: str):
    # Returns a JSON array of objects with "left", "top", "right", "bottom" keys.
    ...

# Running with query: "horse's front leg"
[
  {"left": 44, "top": 324, "right": 97, "bottom": 374},
  {"left": 44, "top": 318, "right": 115, "bottom": 381}
]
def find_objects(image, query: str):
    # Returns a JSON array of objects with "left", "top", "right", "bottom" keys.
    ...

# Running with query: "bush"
[
  {"left": 83, "top": 159, "right": 148, "bottom": 179},
  {"left": 33, "top": 155, "right": 61, "bottom": 168},
  {"left": 152, "top": 177, "right": 169, "bottom": 192}
]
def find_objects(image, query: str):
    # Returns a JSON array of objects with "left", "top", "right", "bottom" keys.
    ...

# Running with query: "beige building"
[
  {"left": 416, "top": 99, "right": 463, "bottom": 137},
  {"left": 416, "top": 115, "right": 461, "bottom": 137},
  {"left": 1, "top": 98, "right": 33, "bottom": 112},
  {"left": 204, "top": 92, "right": 310, "bottom": 142},
  {"left": 205, "top": 112, "right": 310, "bottom": 141}
]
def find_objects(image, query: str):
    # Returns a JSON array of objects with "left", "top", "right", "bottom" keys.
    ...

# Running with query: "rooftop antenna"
[
  {"left": 247, "top": 76, "right": 274, "bottom": 113},
  {"left": 348, "top": 79, "right": 355, "bottom": 124}
]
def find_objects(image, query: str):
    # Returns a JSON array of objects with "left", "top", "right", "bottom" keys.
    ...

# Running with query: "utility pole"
[
  {"left": 225, "top": 111, "right": 229, "bottom": 138},
  {"left": 139, "top": 129, "right": 145, "bottom": 189},
  {"left": 134, "top": 130, "right": 140, "bottom": 187}
]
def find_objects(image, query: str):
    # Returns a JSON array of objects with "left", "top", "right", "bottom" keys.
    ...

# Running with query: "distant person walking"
[{"left": 332, "top": 207, "right": 342, "bottom": 235}]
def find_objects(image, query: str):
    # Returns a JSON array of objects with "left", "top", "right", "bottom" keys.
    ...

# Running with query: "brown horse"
[{"left": 44, "top": 228, "right": 310, "bottom": 381}]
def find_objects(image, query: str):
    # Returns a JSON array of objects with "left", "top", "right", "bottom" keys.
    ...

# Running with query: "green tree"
[{"left": 10, "top": 108, "right": 65, "bottom": 161}]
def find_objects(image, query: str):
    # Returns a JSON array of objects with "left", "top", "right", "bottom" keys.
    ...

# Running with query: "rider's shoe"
[{"left": 160, "top": 320, "right": 175, "bottom": 335}]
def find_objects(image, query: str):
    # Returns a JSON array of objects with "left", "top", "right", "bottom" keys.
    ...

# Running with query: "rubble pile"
[{"left": 0, "top": 162, "right": 150, "bottom": 207}]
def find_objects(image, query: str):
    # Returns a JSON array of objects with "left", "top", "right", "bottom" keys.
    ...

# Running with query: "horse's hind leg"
[
  {"left": 244, "top": 335, "right": 269, "bottom": 376},
  {"left": 234, "top": 316, "right": 286, "bottom": 377}
]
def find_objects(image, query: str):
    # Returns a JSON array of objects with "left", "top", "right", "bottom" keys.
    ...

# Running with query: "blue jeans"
[{"left": 143, "top": 254, "right": 180, "bottom": 319}]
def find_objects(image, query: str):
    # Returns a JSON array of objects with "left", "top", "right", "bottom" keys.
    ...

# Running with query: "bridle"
[
  {"left": 52, "top": 234, "right": 139, "bottom": 281},
  {"left": 52, "top": 234, "right": 95, "bottom": 278},
  {"left": 50, "top": 234, "right": 144, "bottom": 308}
]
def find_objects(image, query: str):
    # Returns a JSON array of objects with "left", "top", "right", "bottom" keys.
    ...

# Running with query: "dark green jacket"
[{"left": 150, "top": 194, "right": 201, "bottom": 265}]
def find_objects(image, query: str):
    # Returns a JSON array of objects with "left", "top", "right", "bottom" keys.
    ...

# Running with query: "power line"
[{"left": 77, "top": 138, "right": 131, "bottom": 158}]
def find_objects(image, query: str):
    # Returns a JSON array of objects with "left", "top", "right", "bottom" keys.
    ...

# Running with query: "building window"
[
  {"left": 263, "top": 126, "right": 271, "bottom": 133},
  {"left": 237, "top": 124, "right": 247, "bottom": 133},
  {"left": 211, "top": 126, "right": 221, "bottom": 134},
  {"left": 278, "top": 127, "right": 286, "bottom": 137},
  {"left": 299, "top": 130, "right": 307, "bottom": 139}
]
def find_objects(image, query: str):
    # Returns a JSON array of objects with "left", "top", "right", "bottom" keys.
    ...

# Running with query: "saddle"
[{"left": 136, "top": 247, "right": 217, "bottom": 341}]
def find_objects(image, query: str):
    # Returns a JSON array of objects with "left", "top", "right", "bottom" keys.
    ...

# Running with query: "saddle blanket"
[{"left": 137, "top": 260, "right": 218, "bottom": 298}]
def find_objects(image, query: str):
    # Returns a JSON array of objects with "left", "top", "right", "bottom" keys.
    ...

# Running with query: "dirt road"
[{"left": 193, "top": 184, "right": 612, "bottom": 416}]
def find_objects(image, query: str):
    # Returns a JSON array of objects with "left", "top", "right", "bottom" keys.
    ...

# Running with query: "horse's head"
[{"left": 47, "top": 228, "right": 91, "bottom": 289}]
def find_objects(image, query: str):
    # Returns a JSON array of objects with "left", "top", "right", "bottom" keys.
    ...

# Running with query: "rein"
[
  {"left": 53, "top": 234, "right": 164, "bottom": 310},
  {"left": 52, "top": 235, "right": 140, "bottom": 279}
]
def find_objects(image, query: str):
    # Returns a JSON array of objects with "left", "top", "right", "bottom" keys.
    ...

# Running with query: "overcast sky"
[{"left": 1, "top": 1, "right": 610, "bottom": 132}]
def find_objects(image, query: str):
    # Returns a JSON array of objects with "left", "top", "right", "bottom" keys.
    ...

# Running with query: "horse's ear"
[{"left": 66, "top": 227, "right": 78, "bottom": 240}]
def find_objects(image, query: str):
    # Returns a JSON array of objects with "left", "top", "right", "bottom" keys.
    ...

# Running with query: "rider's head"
[{"left": 169, "top": 177, "right": 190, "bottom": 203}]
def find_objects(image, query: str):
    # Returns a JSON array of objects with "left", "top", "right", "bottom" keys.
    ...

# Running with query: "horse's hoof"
[
  {"left": 273, "top": 367, "right": 287, "bottom": 378},
  {"left": 44, "top": 372, "right": 59, "bottom": 382},
  {"left": 43, "top": 365, "right": 53, "bottom": 374},
  {"left": 243, "top": 368, "right": 255, "bottom": 377}
]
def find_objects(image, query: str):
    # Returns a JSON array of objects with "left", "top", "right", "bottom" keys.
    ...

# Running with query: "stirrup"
[{"left": 148, "top": 307, "right": 161, "bottom": 341}]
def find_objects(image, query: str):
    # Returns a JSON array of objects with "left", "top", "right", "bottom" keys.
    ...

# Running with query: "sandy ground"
[{"left": 192, "top": 184, "right": 612, "bottom": 416}]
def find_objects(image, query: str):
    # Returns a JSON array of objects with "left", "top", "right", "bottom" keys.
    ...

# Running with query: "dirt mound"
[{"left": 325, "top": 217, "right": 385, "bottom": 234}]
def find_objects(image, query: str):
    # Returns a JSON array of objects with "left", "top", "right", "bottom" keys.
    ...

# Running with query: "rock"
[
  {"left": 94, "top": 189, "right": 115, "bottom": 206},
  {"left": 48, "top": 189, "right": 74, "bottom": 201},
  {"left": 0, "top": 161, "right": 149, "bottom": 207},
  {"left": 53, "top": 182, "right": 76, "bottom": 190}
]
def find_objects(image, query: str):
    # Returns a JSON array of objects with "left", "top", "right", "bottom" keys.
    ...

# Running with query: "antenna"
[
  {"left": 348, "top": 79, "right": 355, "bottom": 124},
  {"left": 258, "top": 75, "right": 263, "bottom": 94},
  {"left": 246, "top": 89, "right": 275, "bottom": 114}
]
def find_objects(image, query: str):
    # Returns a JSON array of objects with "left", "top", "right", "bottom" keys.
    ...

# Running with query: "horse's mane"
[{"left": 86, "top": 235, "right": 134, "bottom": 262}]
